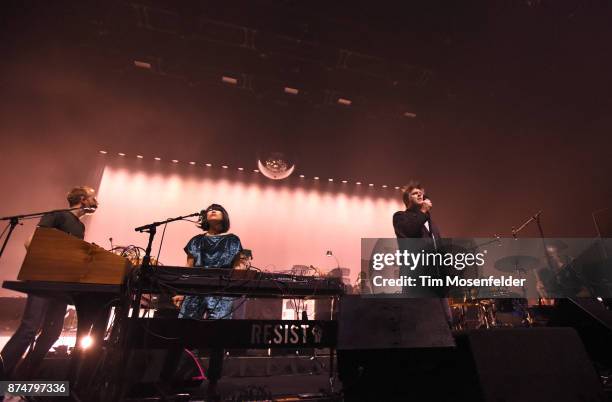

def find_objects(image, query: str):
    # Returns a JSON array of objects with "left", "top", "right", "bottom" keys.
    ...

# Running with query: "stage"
[{"left": 1, "top": 1, "right": 611, "bottom": 400}]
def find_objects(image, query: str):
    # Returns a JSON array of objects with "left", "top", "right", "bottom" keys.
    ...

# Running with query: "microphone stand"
[
  {"left": 0, "top": 206, "right": 85, "bottom": 260},
  {"left": 511, "top": 211, "right": 556, "bottom": 305},
  {"left": 134, "top": 212, "right": 201, "bottom": 272},
  {"left": 130, "top": 212, "right": 200, "bottom": 318},
  {"left": 511, "top": 211, "right": 543, "bottom": 239},
  {"left": 592, "top": 207, "right": 609, "bottom": 259},
  {"left": 512, "top": 210, "right": 554, "bottom": 268}
]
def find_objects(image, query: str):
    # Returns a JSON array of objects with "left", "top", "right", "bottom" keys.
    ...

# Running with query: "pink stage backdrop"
[{"left": 87, "top": 166, "right": 402, "bottom": 285}]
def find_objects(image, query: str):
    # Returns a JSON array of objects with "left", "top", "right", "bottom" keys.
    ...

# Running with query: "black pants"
[{"left": 1, "top": 295, "right": 67, "bottom": 379}]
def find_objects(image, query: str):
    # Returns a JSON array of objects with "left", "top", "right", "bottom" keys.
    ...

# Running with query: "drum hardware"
[
  {"left": 450, "top": 298, "right": 497, "bottom": 330},
  {"left": 494, "top": 255, "right": 539, "bottom": 323}
]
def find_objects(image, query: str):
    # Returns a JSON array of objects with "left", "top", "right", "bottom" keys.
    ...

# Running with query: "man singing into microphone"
[
  {"left": 392, "top": 182, "right": 451, "bottom": 321},
  {"left": 1, "top": 186, "right": 98, "bottom": 380}
]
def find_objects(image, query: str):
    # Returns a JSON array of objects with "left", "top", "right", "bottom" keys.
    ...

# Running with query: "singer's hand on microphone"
[
  {"left": 420, "top": 199, "right": 432, "bottom": 214},
  {"left": 172, "top": 295, "right": 184, "bottom": 308}
]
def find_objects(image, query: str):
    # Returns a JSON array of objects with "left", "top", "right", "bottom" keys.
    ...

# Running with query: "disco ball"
[{"left": 257, "top": 152, "right": 295, "bottom": 180}]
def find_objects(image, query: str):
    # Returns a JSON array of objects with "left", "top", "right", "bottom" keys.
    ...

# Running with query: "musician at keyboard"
[
  {"left": 172, "top": 203, "right": 244, "bottom": 319},
  {"left": 165, "top": 203, "right": 243, "bottom": 395}
]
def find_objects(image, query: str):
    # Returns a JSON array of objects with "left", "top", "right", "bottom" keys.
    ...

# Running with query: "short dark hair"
[
  {"left": 199, "top": 203, "right": 230, "bottom": 233},
  {"left": 401, "top": 181, "right": 424, "bottom": 208},
  {"left": 66, "top": 186, "right": 95, "bottom": 207}
]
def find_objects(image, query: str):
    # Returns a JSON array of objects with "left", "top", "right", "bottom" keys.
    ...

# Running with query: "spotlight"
[
  {"left": 134, "top": 60, "right": 152, "bottom": 69},
  {"left": 221, "top": 165, "right": 228, "bottom": 169},
  {"left": 118, "top": 153, "right": 126, "bottom": 157},
  {"left": 172, "top": 159, "right": 179, "bottom": 163},
  {"left": 403, "top": 112, "right": 417, "bottom": 118},
  {"left": 253, "top": 169, "right": 259, "bottom": 173},
  {"left": 356, "top": 182, "right": 362, "bottom": 185},
  {"left": 369, "top": 183, "right": 374, "bottom": 187},
  {"left": 299, "top": 174, "right": 305, "bottom": 178},
  {"left": 284, "top": 87, "right": 299, "bottom": 95},
  {"left": 99, "top": 150, "right": 107, "bottom": 154},
  {"left": 222, "top": 76, "right": 238, "bottom": 85},
  {"left": 328, "top": 178, "right": 333, "bottom": 182},
  {"left": 205, "top": 163, "right": 212, "bottom": 167},
  {"left": 238, "top": 167, "right": 244, "bottom": 171},
  {"left": 395, "top": 186, "right": 400, "bottom": 190},
  {"left": 189, "top": 161, "right": 196, "bottom": 165},
  {"left": 136, "top": 155, "right": 144, "bottom": 159},
  {"left": 80, "top": 335, "right": 93, "bottom": 349},
  {"left": 337, "top": 98, "right": 352, "bottom": 106},
  {"left": 154, "top": 157, "right": 161, "bottom": 161},
  {"left": 314, "top": 176, "right": 319, "bottom": 180},
  {"left": 325, "top": 250, "right": 340, "bottom": 268},
  {"left": 382, "top": 185, "right": 388, "bottom": 188}
]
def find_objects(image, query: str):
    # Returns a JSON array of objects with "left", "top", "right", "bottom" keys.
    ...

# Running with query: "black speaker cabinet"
[
  {"left": 454, "top": 328, "right": 605, "bottom": 402},
  {"left": 549, "top": 297, "right": 612, "bottom": 366},
  {"left": 337, "top": 296, "right": 455, "bottom": 401},
  {"left": 337, "top": 296, "right": 455, "bottom": 350}
]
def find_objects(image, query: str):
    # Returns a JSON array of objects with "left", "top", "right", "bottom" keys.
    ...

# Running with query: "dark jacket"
[{"left": 392, "top": 207, "right": 441, "bottom": 240}]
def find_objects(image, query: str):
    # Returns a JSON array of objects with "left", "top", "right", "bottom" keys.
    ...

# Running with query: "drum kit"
[
  {"left": 449, "top": 252, "right": 557, "bottom": 331},
  {"left": 447, "top": 211, "right": 589, "bottom": 330}
]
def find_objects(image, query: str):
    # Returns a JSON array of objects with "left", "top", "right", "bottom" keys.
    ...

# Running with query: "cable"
[
  {"left": 155, "top": 222, "right": 168, "bottom": 266},
  {"left": 180, "top": 218, "right": 200, "bottom": 224}
]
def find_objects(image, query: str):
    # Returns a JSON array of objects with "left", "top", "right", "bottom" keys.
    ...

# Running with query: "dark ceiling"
[{"left": 1, "top": 0, "right": 611, "bottom": 235}]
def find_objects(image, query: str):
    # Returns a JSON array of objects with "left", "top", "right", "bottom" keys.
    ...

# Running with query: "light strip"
[{"left": 97, "top": 152, "right": 403, "bottom": 191}]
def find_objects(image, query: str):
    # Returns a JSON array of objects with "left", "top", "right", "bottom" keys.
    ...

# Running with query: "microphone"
[
  {"left": 423, "top": 195, "right": 432, "bottom": 218},
  {"left": 422, "top": 194, "right": 437, "bottom": 248}
]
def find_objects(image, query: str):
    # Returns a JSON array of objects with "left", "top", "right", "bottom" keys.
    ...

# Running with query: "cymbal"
[{"left": 494, "top": 255, "right": 540, "bottom": 272}]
